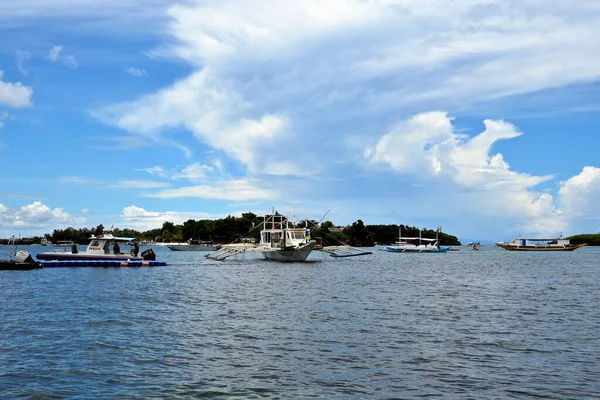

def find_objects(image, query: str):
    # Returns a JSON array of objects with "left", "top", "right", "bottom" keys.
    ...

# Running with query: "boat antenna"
[{"left": 316, "top": 209, "right": 331, "bottom": 226}]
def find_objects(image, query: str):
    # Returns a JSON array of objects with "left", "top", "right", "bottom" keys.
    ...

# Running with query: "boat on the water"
[
  {"left": 36, "top": 234, "right": 157, "bottom": 261},
  {"left": 496, "top": 237, "right": 586, "bottom": 251},
  {"left": 380, "top": 226, "right": 450, "bottom": 253},
  {"left": 206, "top": 213, "right": 316, "bottom": 262},
  {"left": 206, "top": 210, "right": 373, "bottom": 261},
  {"left": 258, "top": 214, "right": 316, "bottom": 261},
  {"left": 54, "top": 240, "right": 75, "bottom": 247},
  {"left": 167, "top": 239, "right": 221, "bottom": 251},
  {"left": 0, "top": 250, "right": 42, "bottom": 270}
]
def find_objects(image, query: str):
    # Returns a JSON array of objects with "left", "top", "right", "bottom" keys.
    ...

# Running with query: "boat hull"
[
  {"left": 0, "top": 260, "right": 42, "bottom": 270},
  {"left": 381, "top": 246, "right": 450, "bottom": 253},
  {"left": 167, "top": 245, "right": 221, "bottom": 251},
  {"left": 261, "top": 241, "right": 316, "bottom": 262},
  {"left": 496, "top": 243, "right": 586, "bottom": 251},
  {"left": 36, "top": 252, "right": 144, "bottom": 261}
]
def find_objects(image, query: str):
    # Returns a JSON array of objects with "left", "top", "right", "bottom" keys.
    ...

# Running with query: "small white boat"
[
  {"left": 36, "top": 234, "right": 156, "bottom": 261},
  {"left": 167, "top": 240, "right": 221, "bottom": 251},
  {"left": 380, "top": 226, "right": 450, "bottom": 253}
]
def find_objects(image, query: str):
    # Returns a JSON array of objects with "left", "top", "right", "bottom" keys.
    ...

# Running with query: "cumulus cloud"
[
  {"left": 365, "top": 112, "right": 562, "bottom": 235},
  {"left": 0, "top": 71, "right": 33, "bottom": 107},
  {"left": 125, "top": 67, "right": 148, "bottom": 77},
  {"left": 48, "top": 46, "right": 78, "bottom": 69},
  {"left": 0, "top": 201, "right": 86, "bottom": 235},
  {"left": 558, "top": 166, "right": 600, "bottom": 218}
]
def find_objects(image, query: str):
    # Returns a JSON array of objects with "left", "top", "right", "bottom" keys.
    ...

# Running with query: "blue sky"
[{"left": 1, "top": 0, "right": 600, "bottom": 241}]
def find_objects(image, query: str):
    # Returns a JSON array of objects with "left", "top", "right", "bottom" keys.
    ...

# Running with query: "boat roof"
[
  {"left": 514, "top": 238, "right": 566, "bottom": 241},
  {"left": 88, "top": 234, "right": 136, "bottom": 241}
]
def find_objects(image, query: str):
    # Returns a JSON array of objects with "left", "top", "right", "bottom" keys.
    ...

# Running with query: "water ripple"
[{"left": 1, "top": 246, "right": 600, "bottom": 398}]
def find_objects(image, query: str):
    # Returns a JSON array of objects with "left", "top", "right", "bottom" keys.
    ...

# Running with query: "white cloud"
[
  {"left": 119, "top": 205, "right": 231, "bottom": 231},
  {"left": 365, "top": 112, "right": 562, "bottom": 235},
  {"left": 108, "top": 180, "right": 171, "bottom": 189},
  {"left": 48, "top": 46, "right": 61, "bottom": 61},
  {"left": 558, "top": 166, "right": 600, "bottom": 218},
  {"left": 15, "top": 50, "right": 31, "bottom": 75},
  {"left": 136, "top": 163, "right": 217, "bottom": 181},
  {"left": 144, "top": 179, "right": 279, "bottom": 201},
  {"left": 58, "top": 176, "right": 170, "bottom": 189},
  {"left": 0, "top": 71, "right": 33, "bottom": 107},
  {"left": 94, "top": 69, "right": 295, "bottom": 173},
  {"left": 94, "top": 0, "right": 600, "bottom": 180},
  {"left": 0, "top": 201, "right": 86, "bottom": 236},
  {"left": 125, "top": 67, "right": 148, "bottom": 77},
  {"left": 48, "top": 46, "right": 78, "bottom": 69}
]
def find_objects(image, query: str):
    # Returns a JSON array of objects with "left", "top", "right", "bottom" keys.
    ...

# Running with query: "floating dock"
[{"left": 40, "top": 260, "right": 167, "bottom": 268}]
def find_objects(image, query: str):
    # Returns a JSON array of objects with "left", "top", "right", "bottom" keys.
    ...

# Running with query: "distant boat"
[
  {"left": 40, "top": 238, "right": 53, "bottom": 246},
  {"left": 380, "top": 226, "right": 450, "bottom": 253},
  {"left": 496, "top": 237, "right": 586, "bottom": 251},
  {"left": 167, "top": 240, "right": 221, "bottom": 251},
  {"left": 54, "top": 240, "right": 75, "bottom": 247}
]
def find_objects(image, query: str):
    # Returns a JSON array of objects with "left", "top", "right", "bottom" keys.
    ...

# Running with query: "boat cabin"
[
  {"left": 506, "top": 238, "right": 570, "bottom": 247},
  {"left": 85, "top": 234, "right": 136, "bottom": 255},
  {"left": 260, "top": 214, "right": 310, "bottom": 250}
]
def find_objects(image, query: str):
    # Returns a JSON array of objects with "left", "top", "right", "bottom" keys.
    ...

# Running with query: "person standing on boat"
[
  {"left": 113, "top": 241, "right": 120, "bottom": 255},
  {"left": 133, "top": 242, "right": 139, "bottom": 257}
]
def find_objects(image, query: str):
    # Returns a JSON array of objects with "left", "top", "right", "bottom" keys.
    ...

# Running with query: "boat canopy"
[{"left": 87, "top": 234, "right": 136, "bottom": 242}]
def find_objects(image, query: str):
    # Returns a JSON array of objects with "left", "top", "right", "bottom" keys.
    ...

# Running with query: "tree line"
[{"left": 6, "top": 212, "right": 462, "bottom": 247}]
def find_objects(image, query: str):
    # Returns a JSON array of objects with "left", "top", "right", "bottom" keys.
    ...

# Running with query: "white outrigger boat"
[
  {"left": 207, "top": 214, "right": 315, "bottom": 262},
  {"left": 206, "top": 213, "right": 372, "bottom": 262},
  {"left": 36, "top": 234, "right": 157, "bottom": 261},
  {"left": 380, "top": 226, "right": 450, "bottom": 253}
]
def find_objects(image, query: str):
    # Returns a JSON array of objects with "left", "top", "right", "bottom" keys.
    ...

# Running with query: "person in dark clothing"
[
  {"left": 133, "top": 242, "right": 139, "bottom": 257},
  {"left": 113, "top": 242, "right": 120, "bottom": 255}
]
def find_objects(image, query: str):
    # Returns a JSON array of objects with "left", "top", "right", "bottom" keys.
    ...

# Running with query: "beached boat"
[
  {"left": 380, "top": 226, "right": 450, "bottom": 253},
  {"left": 167, "top": 239, "right": 221, "bottom": 252},
  {"left": 496, "top": 237, "right": 586, "bottom": 251},
  {"left": 36, "top": 234, "right": 157, "bottom": 261}
]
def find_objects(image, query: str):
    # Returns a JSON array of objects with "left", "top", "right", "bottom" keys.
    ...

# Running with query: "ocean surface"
[{"left": 1, "top": 244, "right": 599, "bottom": 399}]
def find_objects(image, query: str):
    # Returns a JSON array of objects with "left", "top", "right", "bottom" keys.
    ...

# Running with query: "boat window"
[
  {"left": 91, "top": 241, "right": 99, "bottom": 246},
  {"left": 262, "top": 232, "right": 271, "bottom": 243}
]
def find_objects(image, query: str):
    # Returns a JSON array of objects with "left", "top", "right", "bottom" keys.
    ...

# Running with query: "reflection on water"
[{"left": 1, "top": 245, "right": 599, "bottom": 398}]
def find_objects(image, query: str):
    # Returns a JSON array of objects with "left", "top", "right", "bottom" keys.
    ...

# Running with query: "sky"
[{"left": 1, "top": 0, "right": 600, "bottom": 242}]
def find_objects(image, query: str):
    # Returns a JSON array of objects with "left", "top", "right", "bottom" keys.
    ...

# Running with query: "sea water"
[{"left": 1, "top": 245, "right": 599, "bottom": 398}]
